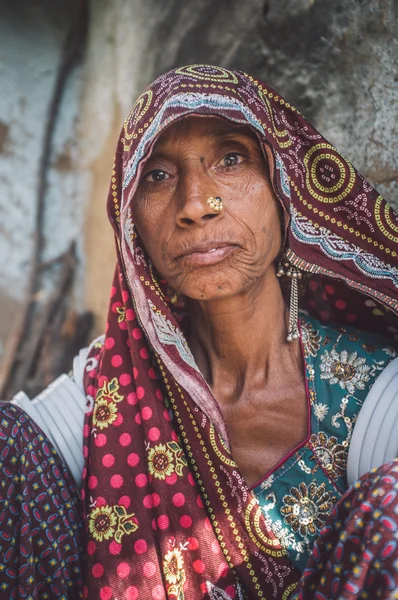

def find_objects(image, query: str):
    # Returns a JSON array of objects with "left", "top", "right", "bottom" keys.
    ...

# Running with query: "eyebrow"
[{"left": 153, "top": 127, "right": 258, "bottom": 154}]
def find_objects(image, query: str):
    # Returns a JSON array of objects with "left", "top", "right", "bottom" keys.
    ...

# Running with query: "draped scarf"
[{"left": 82, "top": 64, "right": 398, "bottom": 600}]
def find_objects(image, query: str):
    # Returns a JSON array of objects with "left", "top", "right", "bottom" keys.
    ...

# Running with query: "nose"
[{"left": 175, "top": 168, "right": 222, "bottom": 228}]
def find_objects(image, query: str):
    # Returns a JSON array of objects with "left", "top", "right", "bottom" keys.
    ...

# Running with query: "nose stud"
[{"left": 207, "top": 196, "right": 223, "bottom": 213}]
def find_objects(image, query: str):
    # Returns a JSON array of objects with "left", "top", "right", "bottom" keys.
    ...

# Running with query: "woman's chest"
[{"left": 220, "top": 385, "right": 308, "bottom": 488}]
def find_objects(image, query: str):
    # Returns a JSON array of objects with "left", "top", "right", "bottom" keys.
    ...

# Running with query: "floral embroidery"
[
  {"left": 163, "top": 537, "right": 189, "bottom": 600},
  {"left": 163, "top": 547, "right": 185, "bottom": 585},
  {"left": 93, "top": 378, "right": 124, "bottom": 430},
  {"left": 261, "top": 492, "right": 306, "bottom": 558},
  {"left": 148, "top": 441, "right": 187, "bottom": 480},
  {"left": 313, "top": 403, "right": 329, "bottom": 421},
  {"left": 113, "top": 505, "right": 139, "bottom": 544},
  {"left": 268, "top": 519, "right": 306, "bottom": 558},
  {"left": 260, "top": 474, "right": 275, "bottom": 491},
  {"left": 89, "top": 504, "right": 138, "bottom": 544},
  {"left": 116, "top": 306, "right": 126, "bottom": 323},
  {"left": 280, "top": 482, "right": 336, "bottom": 537},
  {"left": 89, "top": 505, "right": 117, "bottom": 542},
  {"left": 96, "top": 377, "right": 124, "bottom": 404},
  {"left": 300, "top": 321, "right": 321, "bottom": 357},
  {"left": 148, "top": 444, "right": 175, "bottom": 480},
  {"left": 385, "top": 346, "right": 397, "bottom": 358},
  {"left": 309, "top": 432, "right": 347, "bottom": 480},
  {"left": 252, "top": 313, "right": 396, "bottom": 572},
  {"left": 93, "top": 398, "right": 118, "bottom": 429},
  {"left": 319, "top": 348, "right": 371, "bottom": 394}
]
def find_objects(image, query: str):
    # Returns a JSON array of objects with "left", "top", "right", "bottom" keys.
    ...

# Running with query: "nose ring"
[{"left": 207, "top": 196, "right": 223, "bottom": 213}]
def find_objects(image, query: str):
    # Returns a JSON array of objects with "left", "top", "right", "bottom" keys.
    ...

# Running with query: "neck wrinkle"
[{"left": 186, "top": 273, "right": 298, "bottom": 396}]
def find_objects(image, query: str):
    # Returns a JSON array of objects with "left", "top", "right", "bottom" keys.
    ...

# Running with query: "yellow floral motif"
[
  {"left": 163, "top": 545, "right": 187, "bottom": 600},
  {"left": 89, "top": 505, "right": 117, "bottom": 542},
  {"left": 93, "top": 397, "right": 118, "bottom": 430},
  {"left": 148, "top": 441, "right": 187, "bottom": 480},
  {"left": 113, "top": 505, "right": 139, "bottom": 544},
  {"left": 148, "top": 444, "right": 175, "bottom": 480},
  {"left": 163, "top": 547, "right": 185, "bottom": 585},
  {"left": 89, "top": 504, "right": 138, "bottom": 544},
  {"left": 309, "top": 432, "right": 347, "bottom": 480},
  {"left": 281, "top": 482, "right": 336, "bottom": 538},
  {"left": 93, "top": 378, "right": 124, "bottom": 429},
  {"left": 96, "top": 377, "right": 124, "bottom": 404},
  {"left": 116, "top": 306, "right": 126, "bottom": 323}
]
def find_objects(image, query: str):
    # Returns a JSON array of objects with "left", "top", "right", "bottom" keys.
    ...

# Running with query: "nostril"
[{"left": 181, "top": 217, "right": 195, "bottom": 226}]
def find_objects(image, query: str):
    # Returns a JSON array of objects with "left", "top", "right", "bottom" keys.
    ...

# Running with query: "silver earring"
[{"left": 276, "top": 257, "right": 302, "bottom": 342}]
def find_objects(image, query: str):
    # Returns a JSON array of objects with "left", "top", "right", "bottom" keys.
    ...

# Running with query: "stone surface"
[{"left": 0, "top": 0, "right": 84, "bottom": 357}]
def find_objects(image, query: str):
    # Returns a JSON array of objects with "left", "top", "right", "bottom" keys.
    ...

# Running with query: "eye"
[
  {"left": 221, "top": 153, "right": 242, "bottom": 167},
  {"left": 143, "top": 169, "right": 169, "bottom": 183}
]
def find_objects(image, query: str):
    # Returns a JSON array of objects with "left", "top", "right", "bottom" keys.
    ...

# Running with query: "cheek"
[
  {"left": 237, "top": 179, "right": 282, "bottom": 252},
  {"left": 133, "top": 199, "right": 164, "bottom": 250}
]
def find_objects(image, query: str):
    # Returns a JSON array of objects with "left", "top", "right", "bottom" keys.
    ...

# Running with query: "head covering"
[{"left": 82, "top": 65, "right": 398, "bottom": 599}]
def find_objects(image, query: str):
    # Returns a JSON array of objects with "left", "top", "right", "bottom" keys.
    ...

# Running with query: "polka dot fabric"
[{"left": 82, "top": 65, "right": 398, "bottom": 599}]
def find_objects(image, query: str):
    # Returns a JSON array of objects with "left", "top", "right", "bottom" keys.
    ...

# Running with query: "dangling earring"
[{"left": 276, "top": 256, "right": 302, "bottom": 342}]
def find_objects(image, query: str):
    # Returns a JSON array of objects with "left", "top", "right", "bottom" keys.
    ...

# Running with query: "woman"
[{"left": 1, "top": 64, "right": 398, "bottom": 599}]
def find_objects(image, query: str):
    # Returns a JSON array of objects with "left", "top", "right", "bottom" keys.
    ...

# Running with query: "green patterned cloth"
[{"left": 252, "top": 313, "right": 396, "bottom": 572}]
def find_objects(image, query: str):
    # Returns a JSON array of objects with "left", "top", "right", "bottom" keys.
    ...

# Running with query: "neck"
[{"left": 187, "top": 271, "right": 301, "bottom": 397}]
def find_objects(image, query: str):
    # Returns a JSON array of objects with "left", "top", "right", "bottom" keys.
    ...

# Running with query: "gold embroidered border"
[
  {"left": 155, "top": 359, "right": 235, "bottom": 575},
  {"left": 157, "top": 358, "right": 269, "bottom": 597},
  {"left": 375, "top": 196, "right": 398, "bottom": 242},
  {"left": 209, "top": 424, "right": 235, "bottom": 467},
  {"left": 290, "top": 180, "right": 397, "bottom": 257}
]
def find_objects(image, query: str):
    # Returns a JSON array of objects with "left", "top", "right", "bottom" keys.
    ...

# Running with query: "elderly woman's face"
[{"left": 133, "top": 117, "right": 282, "bottom": 301}]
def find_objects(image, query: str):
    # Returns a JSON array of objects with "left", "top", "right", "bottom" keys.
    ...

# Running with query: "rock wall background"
[{"left": 0, "top": 0, "right": 397, "bottom": 394}]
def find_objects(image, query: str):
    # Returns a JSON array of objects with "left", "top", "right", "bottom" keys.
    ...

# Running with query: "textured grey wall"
[{"left": 0, "top": 0, "right": 84, "bottom": 354}]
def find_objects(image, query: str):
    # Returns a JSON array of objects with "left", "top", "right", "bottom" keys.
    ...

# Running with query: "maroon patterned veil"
[{"left": 82, "top": 65, "right": 398, "bottom": 599}]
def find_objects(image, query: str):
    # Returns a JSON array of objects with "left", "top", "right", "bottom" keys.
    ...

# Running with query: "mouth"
[{"left": 177, "top": 242, "right": 238, "bottom": 266}]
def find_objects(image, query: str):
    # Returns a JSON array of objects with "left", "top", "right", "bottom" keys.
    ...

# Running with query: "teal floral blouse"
[{"left": 252, "top": 313, "right": 397, "bottom": 572}]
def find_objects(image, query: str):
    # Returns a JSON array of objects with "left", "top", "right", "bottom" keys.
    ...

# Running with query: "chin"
[{"left": 176, "top": 272, "right": 239, "bottom": 302}]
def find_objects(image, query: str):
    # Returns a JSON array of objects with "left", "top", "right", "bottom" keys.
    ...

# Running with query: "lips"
[
  {"left": 176, "top": 241, "right": 238, "bottom": 266},
  {"left": 178, "top": 241, "right": 232, "bottom": 257}
]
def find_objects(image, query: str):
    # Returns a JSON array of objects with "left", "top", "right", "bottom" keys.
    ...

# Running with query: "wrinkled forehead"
[{"left": 148, "top": 114, "right": 263, "bottom": 155}]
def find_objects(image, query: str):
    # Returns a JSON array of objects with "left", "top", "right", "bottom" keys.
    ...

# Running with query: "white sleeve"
[
  {"left": 11, "top": 364, "right": 88, "bottom": 488},
  {"left": 347, "top": 356, "right": 398, "bottom": 487}
]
